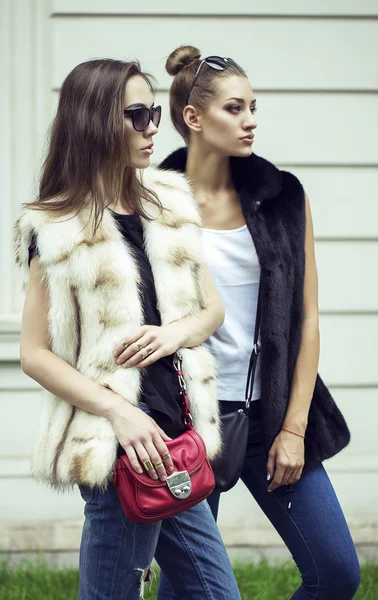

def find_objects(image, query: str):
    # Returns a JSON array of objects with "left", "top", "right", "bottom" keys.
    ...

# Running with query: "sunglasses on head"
[
  {"left": 186, "top": 55, "right": 243, "bottom": 105},
  {"left": 123, "top": 105, "right": 162, "bottom": 132}
]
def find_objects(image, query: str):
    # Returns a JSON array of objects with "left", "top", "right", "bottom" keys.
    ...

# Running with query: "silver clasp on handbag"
[{"left": 166, "top": 470, "right": 192, "bottom": 499}]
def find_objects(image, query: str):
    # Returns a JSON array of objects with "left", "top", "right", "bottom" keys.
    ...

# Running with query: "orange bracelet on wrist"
[{"left": 281, "top": 427, "right": 305, "bottom": 439}]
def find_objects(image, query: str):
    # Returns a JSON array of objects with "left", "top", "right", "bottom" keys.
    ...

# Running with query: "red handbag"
[{"left": 113, "top": 353, "right": 215, "bottom": 523}]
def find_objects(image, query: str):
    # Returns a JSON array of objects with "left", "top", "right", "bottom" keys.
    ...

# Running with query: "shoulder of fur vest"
[
  {"left": 140, "top": 166, "right": 201, "bottom": 227},
  {"left": 141, "top": 165, "right": 191, "bottom": 195},
  {"left": 15, "top": 201, "right": 78, "bottom": 247},
  {"left": 14, "top": 206, "right": 52, "bottom": 273}
]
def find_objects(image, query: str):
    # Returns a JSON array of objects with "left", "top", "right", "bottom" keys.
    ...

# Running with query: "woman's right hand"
[{"left": 108, "top": 400, "right": 174, "bottom": 481}]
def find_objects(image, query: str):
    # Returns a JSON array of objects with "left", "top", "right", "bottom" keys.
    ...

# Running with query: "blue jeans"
[
  {"left": 78, "top": 402, "right": 241, "bottom": 600},
  {"left": 158, "top": 400, "right": 360, "bottom": 600}
]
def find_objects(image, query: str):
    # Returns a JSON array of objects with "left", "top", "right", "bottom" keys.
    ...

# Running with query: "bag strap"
[
  {"left": 245, "top": 274, "right": 262, "bottom": 412},
  {"left": 173, "top": 353, "right": 193, "bottom": 430}
]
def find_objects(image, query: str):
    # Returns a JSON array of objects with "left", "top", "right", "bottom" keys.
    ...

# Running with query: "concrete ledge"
[
  {"left": 1, "top": 518, "right": 377, "bottom": 553},
  {"left": 1, "top": 545, "right": 377, "bottom": 570}
]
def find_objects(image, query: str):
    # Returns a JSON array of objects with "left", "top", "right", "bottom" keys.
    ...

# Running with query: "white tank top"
[{"left": 201, "top": 225, "right": 261, "bottom": 402}]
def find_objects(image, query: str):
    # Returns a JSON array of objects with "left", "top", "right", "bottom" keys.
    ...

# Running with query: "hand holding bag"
[
  {"left": 212, "top": 277, "right": 262, "bottom": 492},
  {"left": 113, "top": 353, "right": 215, "bottom": 523}
]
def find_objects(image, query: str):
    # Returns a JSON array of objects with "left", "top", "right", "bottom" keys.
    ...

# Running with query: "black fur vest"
[{"left": 160, "top": 148, "right": 350, "bottom": 468}]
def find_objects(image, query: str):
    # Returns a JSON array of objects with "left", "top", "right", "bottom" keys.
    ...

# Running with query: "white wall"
[{"left": 1, "top": 0, "right": 377, "bottom": 556}]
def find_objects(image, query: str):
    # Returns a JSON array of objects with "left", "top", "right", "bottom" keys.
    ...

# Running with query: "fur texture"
[
  {"left": 14, "top": 167, "right": 221, "bottom": 489},
  {"left": 160, "top": 148, "right": 351, "bottom": 468}
]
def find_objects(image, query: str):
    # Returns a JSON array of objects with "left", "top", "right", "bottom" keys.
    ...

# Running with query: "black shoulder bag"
[{"left": 212, "top": 277, "right": 262, "bottom": 493}]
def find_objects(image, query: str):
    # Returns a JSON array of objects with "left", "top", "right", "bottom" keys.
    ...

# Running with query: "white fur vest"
[{"left": 14, "top": 168, "right": 221, "bottom": 489}]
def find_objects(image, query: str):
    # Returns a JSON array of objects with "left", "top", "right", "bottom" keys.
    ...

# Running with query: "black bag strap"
[
  {"left": 173, "top": 352, "right": 194, "bottom": 429},
  {"left": 245, "top": 274, "right": 262, "bottom": 412}
]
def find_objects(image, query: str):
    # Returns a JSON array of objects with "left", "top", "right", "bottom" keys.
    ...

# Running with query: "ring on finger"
[
  {"left": 153, "top": 461, "right": 163, "bottom": 468},
  {"left": 162, "top": 452, "right": 170, "bottom": 460},
  {"left": 146, "top": 346, "right": 153, "bottom": 356},
  {"left": 121, "top": 340, "right": 128, "bottom": 349},
  {"left": 143, "top": 460, "right": 154, "bottom": 471},
  {"left": 139, "top": 349, "right": 148, "bottom": 359},
  {"left": 136, "top": 342, "right": 143, "bottom": 351}
]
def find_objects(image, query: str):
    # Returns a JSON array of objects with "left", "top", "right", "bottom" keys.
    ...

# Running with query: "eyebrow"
[
  {"left": 124, "top": 102, "right": 154, "bottom": 110},
  {"left": 223, "top": 97, "right": 257, "bottom": 104}
]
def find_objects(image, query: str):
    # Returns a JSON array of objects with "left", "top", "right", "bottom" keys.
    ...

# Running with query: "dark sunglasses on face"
[
  {"left": 123, "top": 105, "right": 162, "bottom": 132},
  {"left": 186, "top": 56, "right": 243, "bottom": 105}
]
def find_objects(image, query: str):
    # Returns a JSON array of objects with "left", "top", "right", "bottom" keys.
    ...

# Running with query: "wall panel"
[
  {"left": 319, "top": 315, "right": 378, "bottom": 385},
  {"left": 52, "top": 17, "right": 378, "bottom": 91},
  {"left": 293, "top": 167, "right": 378, "bottom": 239},
  {"left": 0, "top": 390, "right": 43, "bottom": 457},
  {"left": 316, "top": 242, "right": 378, "bottom": 312},
  {"left": 327, "top": 388, "right": 378, "bottom": 472},
  {"left": 52, "top": 0, "right": 378, "bottom": 17}
]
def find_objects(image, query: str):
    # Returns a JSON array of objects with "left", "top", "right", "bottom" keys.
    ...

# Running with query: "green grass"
[{"left": 0, "top": 559, "right": 377, "bottom": 599}]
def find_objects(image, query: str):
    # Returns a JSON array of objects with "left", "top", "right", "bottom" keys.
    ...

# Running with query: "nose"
[
  {"left": 144, "top": 120, "right": 159, "bottom": 137},
  {"left": 243, "top": 112, "right": 257, "bottom": 131}
]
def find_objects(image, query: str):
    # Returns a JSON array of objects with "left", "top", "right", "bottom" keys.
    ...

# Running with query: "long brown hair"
[
  {"left": 166, "top": 46, "right": 246, "bottom": 142},
  {"left": 30, "top": 59, "right": 161, "bottom": 230}
]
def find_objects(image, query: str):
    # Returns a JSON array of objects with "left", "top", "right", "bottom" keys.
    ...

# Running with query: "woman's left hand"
[
  {"left": 267, "top": 430, "right": 305, "bottom": 491},
  {"left": 113, "top": 324, "right": 184, "bottom": 369}
]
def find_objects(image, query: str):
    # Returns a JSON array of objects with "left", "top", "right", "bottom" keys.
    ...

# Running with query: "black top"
[{"left": 28, "top": 211, "right": 185, "bottom": 439}]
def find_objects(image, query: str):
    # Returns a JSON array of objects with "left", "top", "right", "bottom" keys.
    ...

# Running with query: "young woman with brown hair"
[
  {"left": 15, "top": 58, "right": 242, "bottom": 600},
  {"left": 157, "top": 45, "right": 360, "bottom": 600}
]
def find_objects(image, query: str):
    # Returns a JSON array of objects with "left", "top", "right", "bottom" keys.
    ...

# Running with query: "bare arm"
[
  {"left": 267, "top": 194, "right": 319, "bottom": 490},
  {"left": 20, "top": 258, "right": 174, "bottom": 481},
  {"left": 113, "top": 266, "right": 224, "bottom": 368},
  {"left": 171, "top": 266, "right": 225, "bottom": 347}
]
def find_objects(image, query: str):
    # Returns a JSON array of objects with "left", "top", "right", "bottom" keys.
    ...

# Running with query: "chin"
[
  {"left": 231, "top": 146, "right": 253, "bottom": 158},
  {"left": 132, "top": 157, "right": 151, "bottom": 170}
]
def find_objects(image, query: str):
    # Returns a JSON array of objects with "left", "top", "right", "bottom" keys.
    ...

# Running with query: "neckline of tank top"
[{"left": 201, "top": 224, "right": 248, "bottom": 234}]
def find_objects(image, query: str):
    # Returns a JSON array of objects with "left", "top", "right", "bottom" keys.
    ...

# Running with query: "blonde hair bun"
[{"left": 166, "top": 45, "right": 201, "bottom": 76}]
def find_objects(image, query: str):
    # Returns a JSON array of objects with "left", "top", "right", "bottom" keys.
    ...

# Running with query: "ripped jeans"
[
  {"left": 78, "top": 486, "right": 240, "bottom": 600},
  {"left": 78, "top": 402, "right": 241, "bottom": 600}
]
